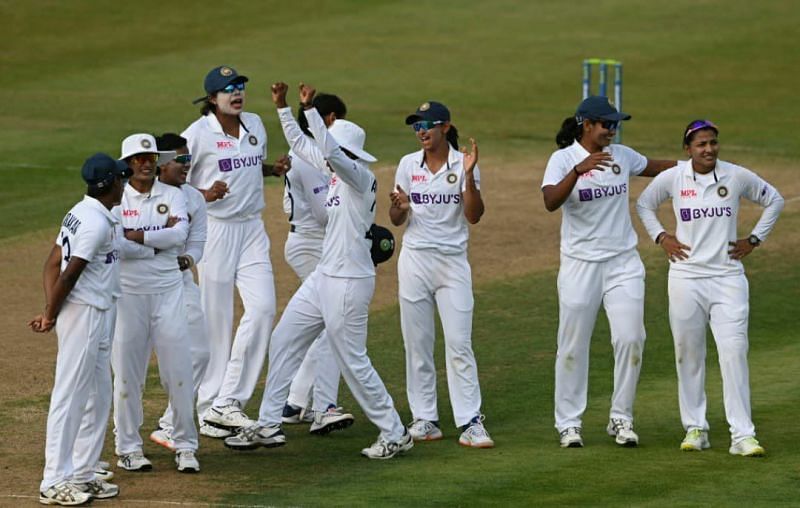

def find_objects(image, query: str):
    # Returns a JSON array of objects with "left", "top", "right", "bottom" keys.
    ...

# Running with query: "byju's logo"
[
  {"left": 219, "top": 158, "right": 233, "bottom": 172},
  {"left": 410, "top": 192, "right": 461, "bottom": 205},
  {"left": 218, "top": 154, "right": 263, "bottom": 173},
  {"left": 679, "top": 207, "right": 733, "bottom": 222},
  {"left": 579, "top": 189, "right": 593, "bottom": 201},
  {"left": 578, "top": 184, "right": 627, "bottom": 202}
]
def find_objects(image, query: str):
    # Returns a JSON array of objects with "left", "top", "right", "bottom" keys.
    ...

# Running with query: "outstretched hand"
[
  {"left": 271, "top": 82, "right": 289, "bottom": 108},
  {"left": 461, "top": 138, "right": 478, "bottom": 175},
  {"left": 299, "top": 83, "right": 316, "bottom": 108}
]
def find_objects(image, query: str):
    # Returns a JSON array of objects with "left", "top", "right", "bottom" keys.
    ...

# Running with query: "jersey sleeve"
[
  {"left": 739, "top": 167, "right": 785, "bottom": 242},
  {"left": 70, "top": 220, "right": 107, "bottom": 262},
  {"left": 394, "top": 157, "right": 412, "bottom": 195},
  {"left": 635, "top": 168, "right": 675, "bottom": 242},
  {"left": 542, "top": 151, "right": 567, "bottom": 188},
  {"left": 305, "top": 107, "right": 373, "bottom": 193},
  {"left": 615, "top": 145, "right": 648, "bottom": 176},
  {"left": 183, "top": 189, "right": 207, "bottom": 264},
  {"left": 278, "top": 107, "right": 328, "bottom": 172}
]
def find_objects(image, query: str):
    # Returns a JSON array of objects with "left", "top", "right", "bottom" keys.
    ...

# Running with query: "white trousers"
[
  {"left": 197, "top": 217, "right": 276, "bottom": 416},
  {"left": 160, "top": 272, "right": 211, "bottom": 429},
  {"left": 256, "top": 271, "right": 405, "bottom": 441},
  {"left": 41, "top": 302, "right": 113, "bottom": 491},
  {"left": 668, "top": 274, "right": 755, "bottom": 442},
  {"left": 554, "top": 250, "right": 646, "bottom": 431},
  {"left": 112, "top": 286, "right": 197, "bottom": 454},
  {"left": 398, "top": 247, "right": 482, "bottom": 428},
  {"left": 284, "top": 233, "right": 340, "bottom": 411}
]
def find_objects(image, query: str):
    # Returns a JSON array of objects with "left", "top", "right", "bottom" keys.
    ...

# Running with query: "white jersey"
[
  {"left": 636, "top": 159, "right": 784, "bottom": 278},
  {"left": 114, "top": 180, "right": 189, "bottom": 293},
  {"left": 394, "top": 147, "right": 480, "bottom": 255},
  {"left": 542, "top": 141, "right": 647, "bottom": 261},
  {"left": 56, "top": 196, "right": 120, "bottom": 310},
  {"left": 181, "top": 184, "right": 208, "bottom": 265},
  {"left": 182, "top": 111, "right": 268, "bottom": 221},
  {"left": 303, "top": 107, "right": 376, "bottom": 278}
]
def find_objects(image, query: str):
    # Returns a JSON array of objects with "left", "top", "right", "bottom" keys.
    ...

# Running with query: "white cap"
[
  {"left": 328, "top": 120, "right": 377, "bottom": 163},
  {"left": 120, "top": 133, "right": 176, "bottom": 166}
]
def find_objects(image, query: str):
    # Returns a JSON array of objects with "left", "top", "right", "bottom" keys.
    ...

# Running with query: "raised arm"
[
  {"left": 461, "top": 138, "right": 484, "bottom": 224},
  {"left": 272, "top": 81, "right": 328, "bottom": 172}
]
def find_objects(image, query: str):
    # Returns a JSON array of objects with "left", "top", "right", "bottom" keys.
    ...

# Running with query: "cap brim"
[
  {"left": 343, "top": 146, "right": 377, "bottom": 163},
  {"left": 405, "top": 114, "right": 423, "bottom": 125},
  {"left": 115, "top": 160, "right": 132, "bottom": 179},
  {"left": 598, "top": 112, "right": 632, "bottom": 121}
]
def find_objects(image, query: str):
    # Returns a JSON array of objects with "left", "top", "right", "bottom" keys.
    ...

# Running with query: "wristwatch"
[{"left": 748, "top": 234, "right": 761, "bottom": 246}]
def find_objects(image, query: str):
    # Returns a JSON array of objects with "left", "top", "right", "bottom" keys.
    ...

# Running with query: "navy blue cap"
[
  {"left": 576, "top": 96, "right": 631, "bottom": 122},
  {"left": 204, "top": 65, "right": 248, "bottom": 94},
  {"left": 81, "top": 153, "right": 130, "bottom": 189},
  {"left": 405, "top": 101, "right": 451, "bottom": 125}
]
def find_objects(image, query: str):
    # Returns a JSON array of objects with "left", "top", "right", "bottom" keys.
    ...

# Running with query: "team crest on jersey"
[
  {"left": 220, "top": 67, "right": 233, "bottom": 76},
  {"left": 248, "top": 135, "right": 258, "bottom": 146},
  {"left": 717, "top": 186, "right": 729, "bottom": 198},
  {"left": 141, "top": 139, "right": 152, "bottom": 149},
  {"left": 447, "top": 173, "right": 457, "bottom": 184},
  {"left": 157, "top": 204, "right": 169, "bottom": 214},
  {"left": 419, "top": 102, "right": 430, "bottom": 111},
  {"left": 611, "top": 164, "right": 621, "bottom": 175}
]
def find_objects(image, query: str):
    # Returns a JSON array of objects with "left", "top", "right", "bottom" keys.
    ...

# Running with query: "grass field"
[{"left": 1, "top": 0, "right": 799, "bottom": 506}]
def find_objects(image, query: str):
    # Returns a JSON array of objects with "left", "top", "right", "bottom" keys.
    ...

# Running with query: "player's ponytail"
[
  {"left": 446, "top": 124, "right": 459, "bottom": 150},
  {"left": 556, "top": 116, "right": 582, "bottom": 148}
]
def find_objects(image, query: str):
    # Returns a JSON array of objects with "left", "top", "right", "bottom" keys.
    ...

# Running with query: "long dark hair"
[
  {"left": 445, "top": 124, "right": 459, "bottom": 150},
  {"left": 556, "top": 117, "right": 582, "bottom": 148},
  {"left": 298, "top": 93, "right": 348, "bottom": 137}
]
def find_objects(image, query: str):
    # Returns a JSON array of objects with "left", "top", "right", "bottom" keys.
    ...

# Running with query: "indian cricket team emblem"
[
  {"left": 447, "top": 173, "right": 457, "bottom": 184},
  {"left": 220, "top": 67, "right": 233, "bottom": 76},
  {"left": 611, "top": 164, "right": 621, "bottom": 174},
  {"left": 248, "top": 135, "right": 258, "bottom": 146},
  {"left": 141, "top": 139, "right": 152, "bottom": 149},
  {"left": 717, "top": 186, "right": 729, "bottom": 198},
  {"left": 419, "top": 102, "right": 430, "bottom": 111},
  {"left": 157, "top": 204, "right": 169, "bottom": 214}
]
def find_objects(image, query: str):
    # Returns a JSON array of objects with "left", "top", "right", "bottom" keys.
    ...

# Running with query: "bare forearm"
[
  {"left": 462, "top": 177, "right": 484, "bottom": 224},
  {"left": 543, "top": 168, "right": 579, "bottom": 211},
  {"left": 640, "top": 159, "right": 677, "bottom": 177},
  {"left": 390, "top": 206, "right": 408, "bottom": 226}
]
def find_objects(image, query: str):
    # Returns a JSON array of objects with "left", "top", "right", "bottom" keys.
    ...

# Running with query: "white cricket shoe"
[
  {"left": 459, "top": 415, "right": 495, "bottom": 448},
  {"left": 39, "top": 481, "right": 91, "bottom": 506},
  {"left": 559, "top": 427, "right": 583, "bottom": 448},
  {"left": 361, "top": 431, "right": 414, "bottom": 460},
  {"left": 408, "top": 419, "right": 443, "bottom": 441},
  {"left": 93, "top": 465, "right": 114, "bottom": 482},
  {"left": 74, "top": 479, "right": 120, "bottom": 499},
  {"left": 203, "top": 404, "right": 254, "bottom": 431},
  {"left": 199, "top": 422, "right": 232, "bottom": 438},
  {"left": 224, "top": 424, "right": 287, "bottom": 451},
  {"left": 729, "top": 437, "right": 765, "bottom": 457},
  {"left": 175, "top": 450, "right": 200, "bottom": 473},
  {"left": 680, "top": 429, "right": 711, "bottom": 451},
  {"left": 309, "top": 406, "right": 354, "bottom": 435},
  {"left": 96, "top": 460, "right": 110, "bottom": 470},
  {"left": 282, "top": 403, "right": 315, "bottom": 424},
  {"left": 607, "top": 418, "right": 639, "bottom": 447},
  {"left": 149, "top": 427, "right": 176, "bottom": 451},
  {"left": 117, "top": 451, "right": 153, "bottom": 471}
]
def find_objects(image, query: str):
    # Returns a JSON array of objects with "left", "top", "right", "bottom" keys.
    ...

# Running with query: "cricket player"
[
  {"left": 111, "top": 133, "right": 199, "bottom": 473},
  {"left": 542, "top": 96, "right": 675, "bottom": 448},
  {"left": 181, "top": 66, "right": 289, "bottom": 437},
  {"left": 224, "top": 83, "right": 412, "bottom": 460},
  {"left": 148, "top": 133, "right": 210, "bottom": 451},
  {"left": 389, "top": 101, "right": 493, "bottom": 448},
  {"left": 636, "top": 120, "right": 784, "bottom": 456},
  {"left": 32, "top": 153, "right": 127, "bottom": 505},
  {"left": 277, "top": 91, "right": 354, "bottom": 433}
]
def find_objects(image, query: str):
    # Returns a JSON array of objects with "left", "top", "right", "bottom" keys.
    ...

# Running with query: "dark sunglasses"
[
  {"left": 684, "top": 120, "right": 718, "bottom": 140},
  {"left": 598, "top": 120, "right": 619, "bottom": 131},
  {"left": 219, "top": 82, "right": 245, "bottom": 94},
  {"left": 174, "top": 154, "right": 192, "bottom": 164},
  {"left": 412, "top": 120, "right": 444, "bottom": 132}
]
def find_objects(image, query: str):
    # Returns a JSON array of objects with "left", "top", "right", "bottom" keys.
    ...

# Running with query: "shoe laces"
[
  {"left": 48, "top": 482, "right": 81, "bottom": 502},
  {"left": 466, "top": 416, "right": 489, "bottom": 438},
  {"left": 560, "top": 427, "right": 581, "bottom": 438},
  {"left": 686, "top": 429, "right": 703, "bottom": 440},
  {"left": 238, "top": 424, "right": 264, "bottom": 441},
  {"left": 411, "top": 419, "right": 436, "bottom": 433},
  {"left": 611, "top": 418, "right": 633, "bottom": 433}
]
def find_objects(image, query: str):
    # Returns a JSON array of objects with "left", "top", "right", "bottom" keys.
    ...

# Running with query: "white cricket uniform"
[
  {"left": 255, "top": 107, "right": 405, "bottom": 440},
  {"left": 636, "top": 160, "right": 784, "bottom": 442},
  {"left": 394, "top": 147, "right": 484, "bottom": 428},
  {"left": 111, "top": 180, "right": 198, "bottom": 454},
  {"left": 160, "top": 184, "right": 210, "bottom": 430},
  {"left": 41, "top": 196, "right": 119, "bottom": 492},
  {"left": 278, "top": 106, "right": 340, "bottom": 412},
  {"left": 182, "top": 112, "right": 276, "bottom": 416},
  {"left": 542, "top": 141, "right": 648, "bottom": 432}
]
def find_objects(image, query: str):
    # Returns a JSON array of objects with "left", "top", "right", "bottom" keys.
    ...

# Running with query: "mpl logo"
[
  {"left": 217, "top": 141, "right": 235, "bottom": 149},
  {"left": 680, "top": 189, "right": 697, "bottom": 198},
  {"left": 679, "top": 206, "right": 733, "bottom": 222},
  {"left": 122, "top": 209, "right": 139, "bottom": 217},
  {"left": 412, "top": 174, "right": 428, "bottom": 183}
]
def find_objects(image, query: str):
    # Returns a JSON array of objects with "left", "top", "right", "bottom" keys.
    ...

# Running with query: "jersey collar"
[
  {"left": 204, "top": 112, "right": 250, "bottom": 137},
  {"left": 82, "top": 195, "right": 118, "bottom": 225},
  {"left": 681, "top": 159, "right": 722, "bottom": 183},
  {"left": 415, "top": 145, "right": 461, "bottom": 171}
]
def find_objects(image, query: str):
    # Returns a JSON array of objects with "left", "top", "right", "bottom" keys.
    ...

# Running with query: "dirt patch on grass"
[{"left": 1, "top": 159, "right": 797, "bottom": 504}]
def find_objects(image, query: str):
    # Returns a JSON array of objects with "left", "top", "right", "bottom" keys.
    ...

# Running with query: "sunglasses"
[
  {"left": 174, "top": 154, "right": 192, "bottom": 164},
  {"left": 132, "top": 153, "right": 158, "bottom": 164},
  {"left": 598, "top": 120, "right": 619, "bottom": 131},
  {"left": 219, "top": 82, "right": 245, "bottom": 94},
  {"left": 684, "top": 120, "right": 718, "bottom": 139},
  {"left": 412, "top": 120, "right": 444, "bottom": 132}
]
